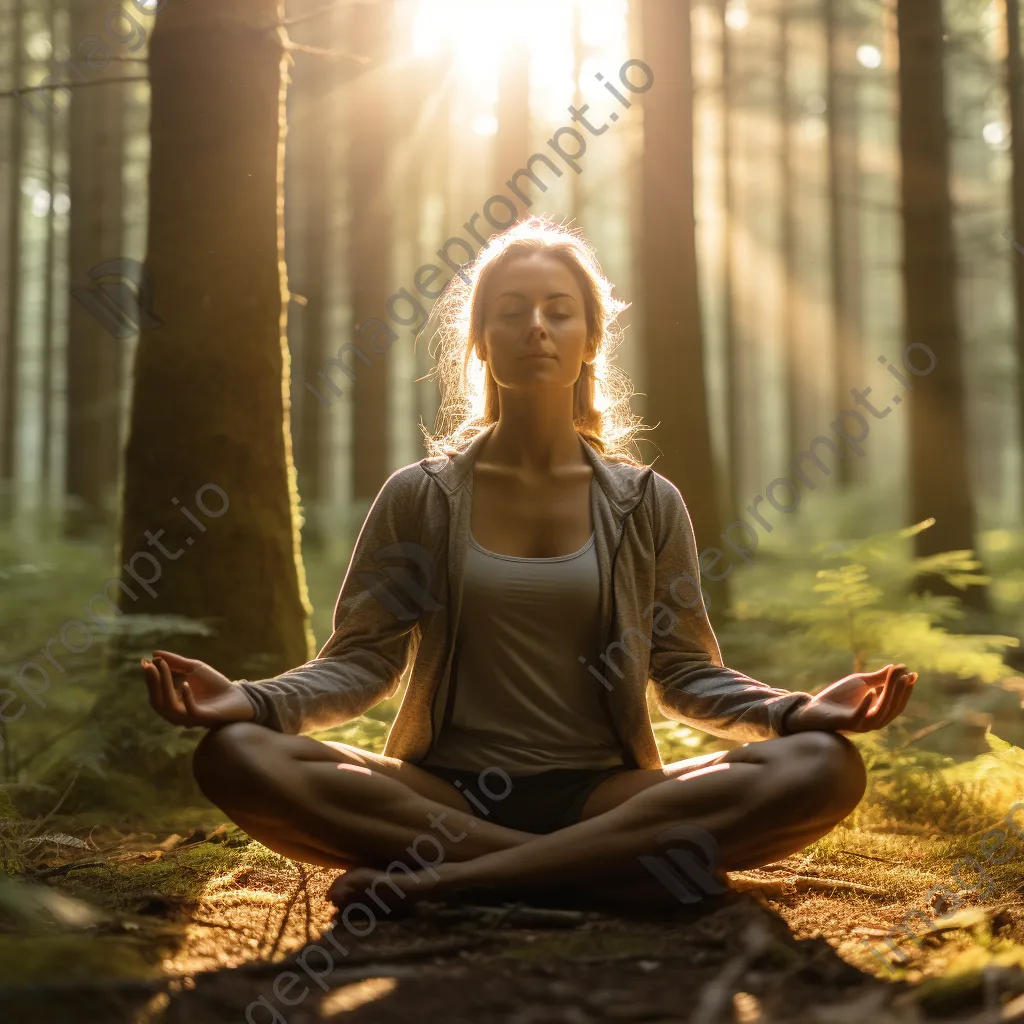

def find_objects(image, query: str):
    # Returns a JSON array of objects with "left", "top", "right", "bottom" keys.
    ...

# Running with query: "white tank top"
[{"left": 422, "top": 531, "right": 626, "bottom": 775}]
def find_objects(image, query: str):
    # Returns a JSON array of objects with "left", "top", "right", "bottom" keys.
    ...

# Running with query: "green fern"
[{"left": 731, "top": 519, "right": 1017, "bottom": 685}]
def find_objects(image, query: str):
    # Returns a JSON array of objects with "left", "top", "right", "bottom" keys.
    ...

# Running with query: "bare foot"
[{"left": 327, "top": 864, "right": 453, "bottom": 920}]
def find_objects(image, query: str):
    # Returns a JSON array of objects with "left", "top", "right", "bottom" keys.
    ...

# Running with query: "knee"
[
  {"left": 192, "top": 722, "right": 276, "bottom": 801},
  {"left": 785, "top": 730, "right": 867, "bottom": 819}
]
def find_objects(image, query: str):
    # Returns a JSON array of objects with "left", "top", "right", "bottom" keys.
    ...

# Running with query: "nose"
[{"left": 528, "top": 306, "right": 547, "bottom": 334}]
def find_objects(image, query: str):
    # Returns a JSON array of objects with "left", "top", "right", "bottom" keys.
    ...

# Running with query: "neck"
[{"left": 485, "top": 388, "right": 583, "bottom": 470}]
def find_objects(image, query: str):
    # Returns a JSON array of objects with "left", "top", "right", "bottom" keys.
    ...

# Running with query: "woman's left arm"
[{"left": 645, "top": 475, "right": 814, "bottom": 742}]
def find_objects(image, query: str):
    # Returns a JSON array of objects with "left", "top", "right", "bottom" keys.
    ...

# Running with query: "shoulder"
[
  {"left": 366, "top": 460, "right": 441, "bottom": 527},
  {"left": 641, "top": 469, "right": 695, "bottom": 542}
]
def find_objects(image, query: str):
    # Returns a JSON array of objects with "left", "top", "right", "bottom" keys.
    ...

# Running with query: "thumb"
[{"left": 852, "top": 690, "right": 874, "bottom": 723}]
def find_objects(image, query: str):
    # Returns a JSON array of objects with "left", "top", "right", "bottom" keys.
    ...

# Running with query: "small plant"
[{"left": 723, "top": 519, "right": 1017, "bottom": 707}]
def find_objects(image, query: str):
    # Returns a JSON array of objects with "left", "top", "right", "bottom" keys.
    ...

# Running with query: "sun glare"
[{"left": 412, "top": 0, "right": 630, "bottom": 124}]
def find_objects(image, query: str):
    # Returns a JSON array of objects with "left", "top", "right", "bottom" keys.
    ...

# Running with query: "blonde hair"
[{"left": 421, "top": 215, "right": 646, "bottom": 462}]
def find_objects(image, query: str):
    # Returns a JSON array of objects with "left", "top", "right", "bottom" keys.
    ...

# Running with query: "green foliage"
[{"left": 724, "top": 519, "right": 1017, "bottom": 701}]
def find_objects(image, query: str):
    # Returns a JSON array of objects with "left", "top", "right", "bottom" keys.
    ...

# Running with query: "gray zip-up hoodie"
[{"left": 238, "top": 426, "right": 814, "bottom": 770}]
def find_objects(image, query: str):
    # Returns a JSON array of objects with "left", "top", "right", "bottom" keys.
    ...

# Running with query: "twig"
[
  {"left": 26, "top": 772, "right": 79, "bottom": 839},
  {"left": 28, "top": 859, "right": 107, "bottom": 880},
  {"left": 837, "top": 849, "right": 897, "bottom": 864},
  {"left": 189, "top": 918, "right": 239, "bottom": 931},
  {"left": 279, "top": 0, "right": 372, "bottom": 29},
  {"left": 730, "top": 874, "right": 888, "bottom": 900},
  {"left": 895, "top": 717, "right": 953, "bottom": 751},
  {"left": 285, "top": 41, "right": 370, "bottom": 65},
  {"left": 0, "top": 76, "right": 149, "bottom": 99},
  {"left": 690, "top": 919, "right": 774, "bottom": 1024}
]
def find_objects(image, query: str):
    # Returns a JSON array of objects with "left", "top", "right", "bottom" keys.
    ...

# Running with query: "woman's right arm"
[{"left": 234, "top": 464, "right": 439, "bottom": 735}]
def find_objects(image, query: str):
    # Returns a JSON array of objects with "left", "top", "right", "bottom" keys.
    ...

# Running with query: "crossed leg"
[{"left": 193, "top": 724, "right": 867, "bottom": 914}]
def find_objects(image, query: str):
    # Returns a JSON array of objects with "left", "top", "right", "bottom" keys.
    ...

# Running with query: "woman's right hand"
[{"left": 141, "top": 649, "right": 256, "bottom": 727}]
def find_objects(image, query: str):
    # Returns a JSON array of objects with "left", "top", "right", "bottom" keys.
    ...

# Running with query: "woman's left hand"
[{"left": 785, "top": 663, "right": 917, "bottom": 735}]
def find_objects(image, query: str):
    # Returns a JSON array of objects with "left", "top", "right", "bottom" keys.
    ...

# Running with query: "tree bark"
[
  {"left": 289, "top": 6, "right": 334, "bottom": 549},
  {"left": 719, "top": 1, "right": 742, "bottom": 524},
  {"left": 64, "top": 0, "right": 125, "bottom": 538},
  {"left": 117, "top": 0, "right": 312, "bottom": 686},
  {"left": 640, "top": 0, "right": 726, "bottom": 613},
  {"left": 1007, "top": 0, "right": 1024, "bottom": 523},
  {"left": 896, "top": 0, "right": 988, "bottom": 610},
  {"left": 0, "top": 0, "right": 25, "bottom": 524},
  {"left": 825, "top": 0, "right": 863, "bottom": 489},
  {"left": 778, "top": 4, "right": 800, "bottom": 463}
]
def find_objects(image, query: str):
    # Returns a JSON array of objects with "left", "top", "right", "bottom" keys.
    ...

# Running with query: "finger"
[
  {"left": 890, "top": 671, "right": 917, "bottom": 721},
  {"left": 872, "top": 667, "right": 906, "bottom": 724},
  {"left": 850, "top": 691, "right": 875, "bottom": 731},
  {"left": 180, "top": 681, "right": 207, "bottom": 725},
  {"left": 153, "top": 650, "right": 198, "bottom": 675},
  {"left": 142, "top": 660, "right": 166, "bottom": 714},
  {"left": 874, "top": 669, "right": 914, "bottom": 729},
  {"left": 155, "top": 657, "right": 189, "bottom": 722}
]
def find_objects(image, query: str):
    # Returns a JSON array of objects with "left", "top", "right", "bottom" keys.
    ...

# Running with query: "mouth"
[{"left": 520, "top": 353, "right": 556, "bottom": 361}]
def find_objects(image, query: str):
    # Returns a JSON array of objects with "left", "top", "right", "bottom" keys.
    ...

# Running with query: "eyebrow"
[{"left": 497, "top": 291, "right": 577, "bottom": 301}]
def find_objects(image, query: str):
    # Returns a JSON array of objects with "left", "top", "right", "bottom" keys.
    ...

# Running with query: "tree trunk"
[
  {"left": 117, "top": 0, "right": 312, "bottom": 689},
  {"left": 496, "top": 39, "right": 529, "bottom": 221},
  {"left": 640, "top": 0, "right": 726, "bottom": 613},
  {"left": 289, "top": 8, "right": 333, "bottom": 550},
  {"left": 1007, "top": 0, "right": 1024, "bottom": 523},
  {"left": 825, "top": 0, "right": 863, "bottom": 489},
  {"left": 896, "top": 0, "right": 988, "bottom": 610},
  {"left": 778, "top": 5, "right": 800, "bottom": 462},
  {"left": 40, "top": 0, "right": 58, "bottom": 516},
  {"left": 350, "top": 0, "right": 395, "bottom": 506},
  {"left": 0, "top": 0, "right": 25, "bottom": 524},
  {"left": 719, "top": 1, "right": 742, "bottom": 524},
  {"left": 64, "top": 0, "right": 125, "bottom": 539},
  {"left": 571, "top": 4, "right": 585, "bottom": 222}
]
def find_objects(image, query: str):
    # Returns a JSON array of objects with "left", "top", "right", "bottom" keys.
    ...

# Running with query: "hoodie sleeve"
[
  {"left": 646, "top": 475, "right": 813, "bottom": 742},
  {"left": 235, "top": 464, "right": 438, "bottom": 735}
]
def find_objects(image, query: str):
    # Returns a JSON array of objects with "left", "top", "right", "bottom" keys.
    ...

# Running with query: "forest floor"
[{"left": 4, "top": 809, "right": 1024, "bottom": 1024}]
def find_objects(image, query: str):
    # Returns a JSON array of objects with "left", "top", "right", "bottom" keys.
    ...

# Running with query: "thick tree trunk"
[
  {"left": 289, "top": 11, "right": 332, "bottom": 549},
  {"left": 350, "top": 0, "right": 395, "bottom": 505},
  {"left": 117, "top": 0, "right": 312, "bottom": 687},
  {"left": 896, "top": 0, "right": 988, "bottom": 610},
  {"left": 640, "top": 0, "right": 726, "bottom": 612},
  {"left": 64, "top": 0, "right": 125, "bottom": 538}
]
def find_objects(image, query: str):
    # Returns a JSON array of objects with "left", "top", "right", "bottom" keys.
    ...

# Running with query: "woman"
[{"left": 141, "top": 217, "right": 916, "bottom": 914}]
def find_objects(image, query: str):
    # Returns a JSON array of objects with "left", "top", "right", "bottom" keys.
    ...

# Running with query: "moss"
[
  {"left": 0, "top": 790, "right": 20, "bottom": 821},
  {"left": 0, "top": 933, "right": 162, "bottom": 986},
  {"left": 914, "top": 943, "right": 1024, "bottom": 1011},
  {"left": 74, "top": 840, "right": 253, "bottom": 911}
]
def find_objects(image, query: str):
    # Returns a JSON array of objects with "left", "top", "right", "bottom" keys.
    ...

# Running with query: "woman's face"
[{"left": 477, "top": 251, "right": 594, "bottom": 394}]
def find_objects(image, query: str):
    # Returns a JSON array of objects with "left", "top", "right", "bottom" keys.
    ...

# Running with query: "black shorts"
[{"left": 419, "top": 763, "right": 632, "bottom": 834}]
